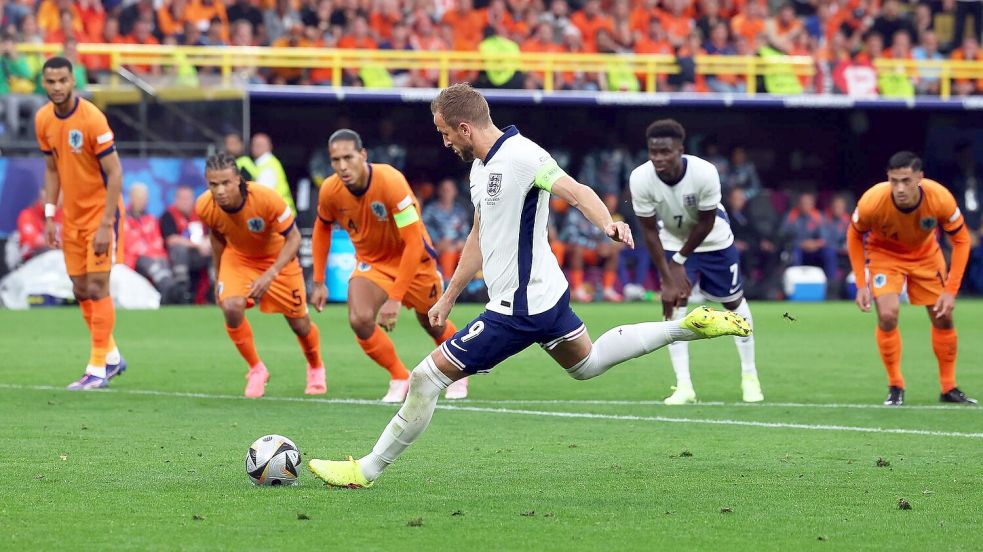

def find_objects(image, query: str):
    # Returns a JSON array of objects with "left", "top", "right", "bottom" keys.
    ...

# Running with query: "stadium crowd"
[
  {"left": 15, "top": 129, "right": 983, "bottom": 303},
  {"left": 2, "top": 0, "right": 983, "bottom": 95}
]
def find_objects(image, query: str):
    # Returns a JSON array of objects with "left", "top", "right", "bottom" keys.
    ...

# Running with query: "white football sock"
[
  {"left": 106, "top": 347, "right": 121, "bottom": 365},
  {"left": 667, "top": 306, "right": 692, "bottom": 388},
  {"left": 85, "top": 365, "right": 107, "bottom": 379},
  {"left": 565, "top": 320, "right": 696, "bottom": 380},
  {"left": 359, "top": 356, "right": 450, "bottom": 481},
  {"left": 730, "top": 299, "right": 757, "bottom": 376}
]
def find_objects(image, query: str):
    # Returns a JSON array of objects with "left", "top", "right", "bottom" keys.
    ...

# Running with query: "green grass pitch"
[{"left": 2, "top": 301, "right": 981, "bottom": 550}]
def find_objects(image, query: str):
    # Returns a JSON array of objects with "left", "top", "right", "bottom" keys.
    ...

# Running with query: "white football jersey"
[
  {"left": 629, "top": 154, "right": 734, "bottom": 252},
  {"left": 469, "top": 126, "right": 569, "bottom": 316}
]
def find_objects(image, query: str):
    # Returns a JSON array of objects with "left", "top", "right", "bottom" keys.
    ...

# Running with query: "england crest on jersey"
[
  {"left": 247, "top": 217, "right": 265, "bottom": 232},
  {"left": 683, "top": 193, "right": 697, "bottom": 207},
  {"left": 68, "top": 129, "right": 83, "bottom": 153},
  {"left": 488, "top": 173, "right": 502, "bottom": 197}
]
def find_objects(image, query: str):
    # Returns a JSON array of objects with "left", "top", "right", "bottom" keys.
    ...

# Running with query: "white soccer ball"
[{"left": 245, "top": 434, "right": 301, "bottom": 486}]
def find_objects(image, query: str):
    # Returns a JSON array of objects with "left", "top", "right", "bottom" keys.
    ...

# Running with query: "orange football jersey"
[
  {"left": 852, "top": 178, "right": 965, "bottom": 262},
  {"left": 317, "top": 163, "right": 435, "bottom": 267},
  {"left": 196, "top": 182, "right": 295, "bottom": 260},
  {"left": 35, "top": 97, "right": 120, "bottom": 231}
]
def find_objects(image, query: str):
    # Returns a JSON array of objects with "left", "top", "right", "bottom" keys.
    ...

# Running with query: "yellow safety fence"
[{"left": 15, "top": 43, "right": 983, "bottom": 98}]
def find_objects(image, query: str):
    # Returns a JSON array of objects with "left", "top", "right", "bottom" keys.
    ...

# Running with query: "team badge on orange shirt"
[
  {"left": 873, "top": 274, "right": 887, "bottom": 288},
  {"left": 488, "top": 173, "right": 502, "bottom": 197},
  {"left": 247, "top": 217, "right": 265, "bottom": 232},
  {"left": 919, "top": 217, "right": 937, "bottom": 231},
  {"left": 68, "top": 130, "right": 83, "bottom": 153},
  {"left": 370, "top": 201, "right": 387, "bottom": 220}
]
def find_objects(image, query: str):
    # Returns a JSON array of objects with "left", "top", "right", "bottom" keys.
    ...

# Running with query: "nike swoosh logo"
[{"left": 450, "top": 340, "right": 467, "bottom": 352}]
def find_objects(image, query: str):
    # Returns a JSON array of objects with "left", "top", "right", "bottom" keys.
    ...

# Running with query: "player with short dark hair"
[
  {"left": 310, "top": 129, "right": 466, "bottom": 402},
  {"left": 631, "top": 119, "right": 763, "bottom": 404},
  {"left": 848, "top": 151, "right": 975, "bottom": 406},
  {"left": 36, "top": 56, "right": 127, "bottom": 390},
  {"left": 198, "top": 152, "right": 326, "bottom": 398}
]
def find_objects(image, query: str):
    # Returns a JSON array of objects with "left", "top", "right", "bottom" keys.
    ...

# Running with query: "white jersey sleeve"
[
  {"left": 695, "top": 162, "right": 722, "bottom": 211},
  {"left": 629, "top": 167, "right": 658, "bottom": 218}
]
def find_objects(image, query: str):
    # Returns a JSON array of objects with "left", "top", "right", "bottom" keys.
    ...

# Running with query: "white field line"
[{"left": 3, "top": 384, "right": 981, "bottom": 439}]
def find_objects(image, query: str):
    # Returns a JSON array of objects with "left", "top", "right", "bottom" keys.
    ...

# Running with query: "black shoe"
[
  {"left": 884, "top": 386, "right": 904, "bottom": 406},
  {"left": 939, "top": 387, "right": 978, "bottom": 405}
]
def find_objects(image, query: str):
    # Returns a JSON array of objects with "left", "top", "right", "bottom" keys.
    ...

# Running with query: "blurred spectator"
[
  {"left": 561, "top": 204, "right": 623, "bottom": 302},
  {"left": 701, "top": 137, "right": 730, "bottom": 179},
  {"left": 872, "top": 0, "right": 916, "bottom": 48},
  {"left": 228, "top": 0, "right": 264, "bottom": 40},
  {"left": 724, "top": 146, "right": 763, "bottom": 198},
  {"left": 952, "top": 0, "right": 982, "bottom": 51},
  {"left": 158, "top": 0, "right": 189, "bottom": 39},
  {"left": 422, "top": 178, "right": 472, "bottom": 280},
  {"left": 765, "top": 3, "right": 804, "bottom": 54},
  {"left": 264, "top": 0, "right": 300, "bottom": 44},
  {"left": 542, "top": 0, "right": 573, "bottom": 43},
  {"left": 617, "top": 185, "right": 652, "bottom": 301},
  {"left": 731, "top": 1, "right": 767, "bottom": 48},
  {"left": 477, "top": 25, "right": 523, "bottom": 89},
  {"left": 367, "top": 119, "right": 407, "bottom": 171},
  {"left": 118, "top": 0, "right": 159, "bottom": 38},
  {"left": 123, "top": 19, "right": 162, "bottom": 75},
  {"left": 571, "top": 0, "right": 613, "bottom": 52},
  {"left": 696, "top": 0, "right": 726, "bottom": 41},
  {"left": 160, "top": 185, "right": 211, "bottom": 305},
  {"left": 369, "top": 0, "right": 401, "bottom": 44},
  {"left": 781, "top": 191, "right": 838, "bottom": 286},
  {"left": 442, "top": 0, "right": 485, "bottom": 51},
  {"left": 185, "top": 0, "right": 228, "bottom": 43},
  {"left": 125, "top": 183, "right": 182, "bottom": 303},
  {"left": 950, "top": 36, "right": 983, "bottom": 96},
  {"left": 15, "top": 189, "right": 60, "bottom": 263},
  {"left": 411, "top": 12, "right": 450, "bottom": 88},
  {"left": 913, "top": 30, "right": 944, "bottom": 95},
  {"left": 522, "top": 22, "right": 563, "bottom": 90},
  {"left": 1, "top": 32, "right": 44, "bottom": 141},
  {"left": 224, "top": 132, "right": 257, "bottom": 180},
  {"left": 725, "top": 187, "right": 782, "bottom": 299},
  {"left": 252, "top": 132, "right": 296, "bottom": 214},
  {"left": 824, "top": 193, "right": 852, "bottom": 295},
  {"left": 704, "top": 21, "right": 745, "bottom": 93},
  {"left": 269, "top": 19, "right": 313, "bottom": 84}
]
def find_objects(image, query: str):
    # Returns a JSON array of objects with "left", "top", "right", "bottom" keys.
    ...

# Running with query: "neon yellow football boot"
[
  {"left": 309, "top": 457, "right": 374, "bottom": 488},
  {"left": 682, "top": 306, "right": 751, "bottom": 339}
]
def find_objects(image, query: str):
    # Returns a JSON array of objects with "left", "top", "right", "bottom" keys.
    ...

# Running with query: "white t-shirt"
[
  {"left": 629, "top": 154, "right": 734, "bottom": 253},
  {"left": 469, "top": 126, "right": 569, "bottom": 316}
]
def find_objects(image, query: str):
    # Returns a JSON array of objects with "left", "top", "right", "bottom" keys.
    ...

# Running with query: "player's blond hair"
[{"left": 430, "top": 83, "right": 492, "bottom": 129}]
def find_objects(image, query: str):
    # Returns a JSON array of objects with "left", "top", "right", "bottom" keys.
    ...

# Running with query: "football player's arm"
[
  {"left": 430, "top": 212, "right": 481, "bottom": 327},
  {"left": 209, "top": 228, "right": 226, "bottom": 282},
  {"left": 310, "top": 216, "right": 332, "bottom": 311},
  {"left": 94, "top": 151, "right": 124, "bottom": 256},
  {"left": 269, "top": 224, "right": 301, "bottom": 276},
  {"left": 550, "top": 175, "right": 633, "bottom": 248},
  {"left": 942, "top": 222, "right": 971, "bottom": 296},
  {"left": 42, "top": 154, "right": 62, "bottom": 247},
  {"left": 846, "top": 214, "right": 872, "bottom": 312},
  {"left": 677, "top": 209, "right": 715, "bottom": 257}
]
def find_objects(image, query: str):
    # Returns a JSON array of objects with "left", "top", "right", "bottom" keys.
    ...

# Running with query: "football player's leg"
[
  {"left": 873, "top": 291, "right": 904, "bottom": 392},
  {"left": 284, "top": 314, "right": 327, "bottom": 395},
  {"left": 704, "top": 246, "right": 761, "bottom": 402},
  {"left": 548, "top": 295, "right": 749, "bottom": 382},
  {"left": 662, "top": 250, "right": 701, "bottom": 402},
  {"left": 909, "top": 259, "right": 960, "bottom": 396},
  {"left": 408, "top": 269, "right": 457, "bottom": 345},
  {"left": 348, "top": 275, "right": 410, "bottom": 384}
]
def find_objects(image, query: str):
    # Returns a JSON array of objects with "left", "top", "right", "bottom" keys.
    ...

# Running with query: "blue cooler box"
[
  {"left": 326, "top": 228, "right": 355, "bottom": 303},
  {"left": 783, "top": 266, "right": 827, "bottom": 301}
]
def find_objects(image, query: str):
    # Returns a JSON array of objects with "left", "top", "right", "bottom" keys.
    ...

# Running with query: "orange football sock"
[
  {"left": 875, "top": 327, "right": 904, "bottom": 388},
  {"left": 603, "top": 270, "right": 617, "bottom": 289},
  {"left": 357, "top": 326, "right": 409, "bottom": 380},
  {"left": 433, "top": 321, "right": 458, "bottom": 345},
  {"left": 297, "top": 322, "right": 323, "bottom": 368},
  {"left": 226, "top": 319, "right": 262, "bottom": 368},
  {"left": 88, "top": 296, "right": 115, "bottom": 367},
  {"left": 79, "top": 298, "right": 94, "bottom": 328},
  {"left": 570, "top": 269, "right": 584, "bottom": 289},
  {"left": 931, "top": 327, "right": 958, "bottom": 393}
]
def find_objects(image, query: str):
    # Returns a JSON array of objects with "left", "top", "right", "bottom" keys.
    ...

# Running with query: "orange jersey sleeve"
[
  {"left": 196, "top": 183, "right": 294, "bottom": 260},
  {"left": 36, "top": 97, "right": 118, "bottom": 231}
]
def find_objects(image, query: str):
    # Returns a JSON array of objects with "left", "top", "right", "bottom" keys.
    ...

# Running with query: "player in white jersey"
[
  {"left": 630, "top": 119, "right": 763, "bottom": 405},
  {"left": 308, "top": 84, "right": 751, "bottom": 488}
]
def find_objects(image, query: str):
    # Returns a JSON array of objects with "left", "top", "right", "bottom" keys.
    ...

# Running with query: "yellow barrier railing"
[{"left": 16, "top": 43, "right": 983, "bottom": 98}]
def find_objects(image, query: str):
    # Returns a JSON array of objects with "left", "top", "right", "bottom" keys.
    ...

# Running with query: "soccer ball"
[{"left": 245, "top": 434, "right": 301, "bottom": 486}]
